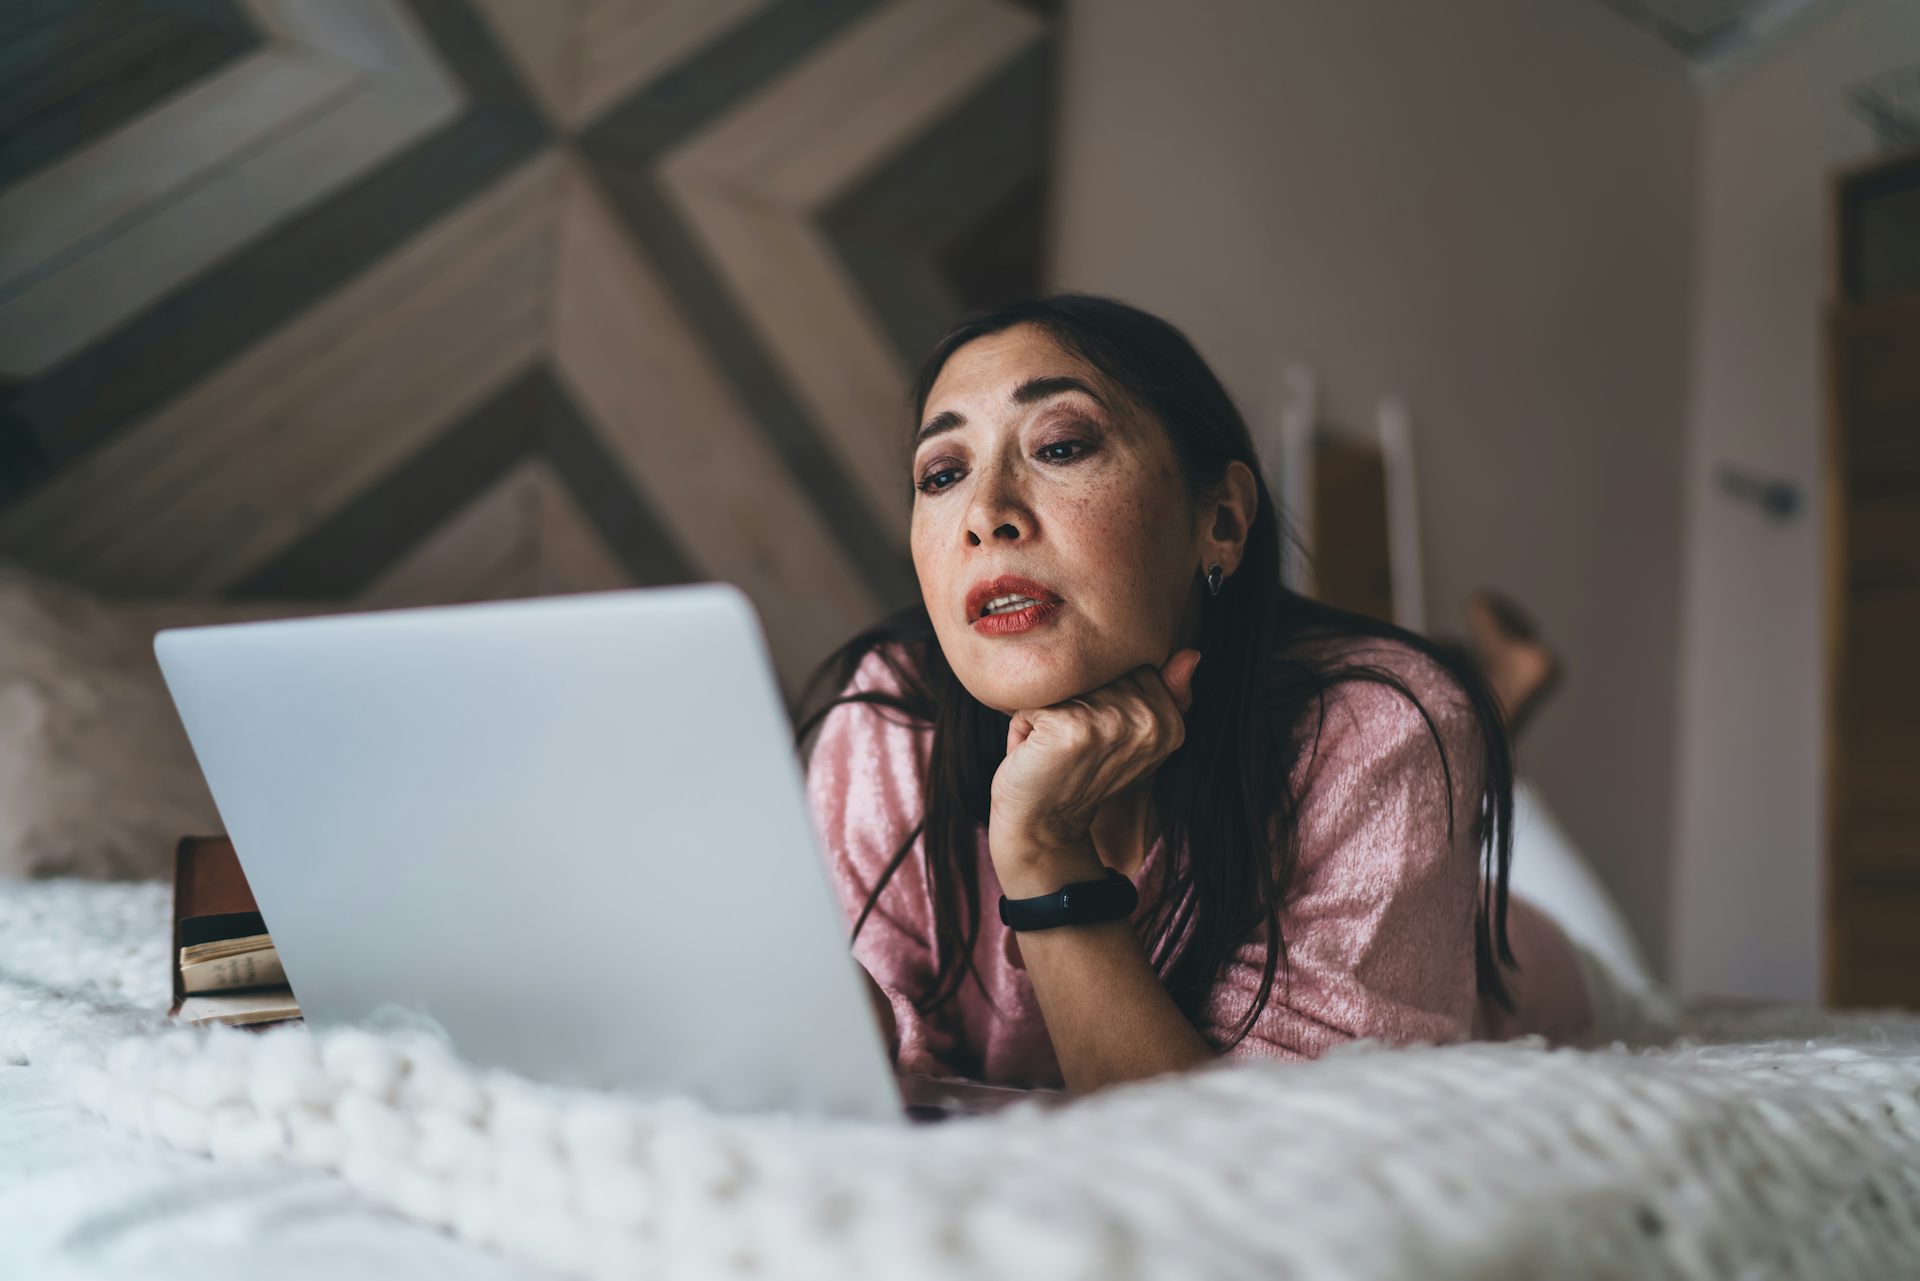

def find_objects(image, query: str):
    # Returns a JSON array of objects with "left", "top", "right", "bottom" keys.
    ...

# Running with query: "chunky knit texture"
[{"left": 4, "top": 879, "right": 1920, "bottom": 1280}]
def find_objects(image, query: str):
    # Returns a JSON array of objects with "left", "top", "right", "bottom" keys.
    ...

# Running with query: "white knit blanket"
[{"left": 4, "top": 880, "right": 1919, "bottom": 1281}]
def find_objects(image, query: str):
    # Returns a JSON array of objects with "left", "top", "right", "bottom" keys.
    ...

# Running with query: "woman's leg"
[
  {"left": 1447, "top": 592, "right": 1679, "bottom": 1040},
  {"left": 1507, "top": 777, "right": 1661, "bottom": 997},
  {"left": 1476, "top": 892, "right": 1596, "bottom": 1047},
  {"left": 1481, "top": 889, "right": 1680, "bottom": 1049},
  {"left": 1464, "top": 590, "right": 1561, "bottom": 741},
  {"left": 1457, "top": 593, "right": 1660, "bottom": 993}
]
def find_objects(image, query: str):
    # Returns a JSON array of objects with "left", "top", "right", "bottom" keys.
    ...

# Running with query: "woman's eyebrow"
[{"left": 915, "top": 375, "right": 1105, "bottom": 445}]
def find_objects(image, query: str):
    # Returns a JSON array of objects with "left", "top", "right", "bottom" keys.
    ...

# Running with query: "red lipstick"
[{"left": 966, "top": 575, "right": 1064, "bottom": 637}]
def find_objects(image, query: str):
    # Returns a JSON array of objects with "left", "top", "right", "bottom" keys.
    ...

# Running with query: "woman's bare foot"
[{"left": 1465, "top": 590, "right": 1561, "bottom": 737}]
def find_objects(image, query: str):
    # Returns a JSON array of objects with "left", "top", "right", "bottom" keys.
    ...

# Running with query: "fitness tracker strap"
[{"left": 998, "top": 867, "right": 1138, "bottom": 931}]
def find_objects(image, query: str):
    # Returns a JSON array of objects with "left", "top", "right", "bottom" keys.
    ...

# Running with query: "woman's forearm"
[
  {"left": 1016, "top": 919, "right": 1218, "bottom": 1092},
  {"left": 996, "top": 839, "right": 1217, "bottom": 1093}
]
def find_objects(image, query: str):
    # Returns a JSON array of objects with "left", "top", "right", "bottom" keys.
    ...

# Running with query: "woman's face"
[{"left": 910, "top": 324, "right": 1207, "bottom": 715}]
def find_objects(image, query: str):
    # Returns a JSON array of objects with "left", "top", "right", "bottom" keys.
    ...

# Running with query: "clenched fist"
[{"left": 988, "top": 649, "right": 1201, "bottom": 896}]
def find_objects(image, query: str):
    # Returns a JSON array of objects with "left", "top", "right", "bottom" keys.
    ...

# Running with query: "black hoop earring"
[{"left": 1206, "top": 563, "right": 1224, "bottom": 597}]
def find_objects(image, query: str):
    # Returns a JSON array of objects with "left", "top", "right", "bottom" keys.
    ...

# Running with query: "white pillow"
[{"left": 0, "top": 563, "right": 331, "bottom": 880}]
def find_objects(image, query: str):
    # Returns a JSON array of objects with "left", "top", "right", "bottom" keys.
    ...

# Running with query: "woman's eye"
[
  {"left": 914, "top": 437, "right": 1089, "bottom": 495},
  {"left": 915, "top": 466, "right": 962, "bottom": 495}
]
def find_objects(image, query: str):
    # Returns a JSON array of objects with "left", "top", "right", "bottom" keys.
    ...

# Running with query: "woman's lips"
[
  {"left": 971, "top": 598, "right": 1065, "bottom": 636},
  {"left": 965, "top": 574, "right": 1063, "bottom": 623}
]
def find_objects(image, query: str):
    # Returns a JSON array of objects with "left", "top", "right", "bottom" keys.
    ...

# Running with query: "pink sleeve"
[
  {"left": 803, "top": 650, "right": 962, "bottom": 1077},
  {"left": 1207, "top": 655, "right": 1484, "bottom": 1060}
]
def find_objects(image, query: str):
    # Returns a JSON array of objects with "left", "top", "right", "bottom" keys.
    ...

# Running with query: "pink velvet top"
[{"left": 804, "top": 637, "right": 1592, "bottom": 1087}]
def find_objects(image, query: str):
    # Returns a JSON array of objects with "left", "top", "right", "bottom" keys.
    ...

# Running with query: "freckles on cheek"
[
  {"left": 909, "top": 509, "right": 944, "bottom": 570},
  {"left": 1063, "top": 482, "right": 1159, "bottom": 566},
  {"left": 1055, "top": 472, "right": 1190, "bottom": 627}
]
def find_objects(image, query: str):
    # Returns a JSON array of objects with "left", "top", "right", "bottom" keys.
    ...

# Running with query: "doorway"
[{"left": 1826, "top": 145, "right": 1920, "bottom": 1007}]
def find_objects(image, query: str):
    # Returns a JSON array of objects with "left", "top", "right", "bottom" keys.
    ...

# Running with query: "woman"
[{"left": 797, "top": 294, "right": 1594, "bottom": 1095}]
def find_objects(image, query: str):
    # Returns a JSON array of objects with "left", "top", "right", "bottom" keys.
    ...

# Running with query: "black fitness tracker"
[{"left": 998, "top": 868, "right": 1139, "bottom": 931}]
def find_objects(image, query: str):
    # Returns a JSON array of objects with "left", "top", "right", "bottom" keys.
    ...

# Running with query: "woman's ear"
[{"left": 1202, "top": 460, "right": 1259, "bottom": 576}]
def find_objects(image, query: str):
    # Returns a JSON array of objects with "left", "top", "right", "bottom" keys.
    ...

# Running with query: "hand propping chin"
[{"left": 987, "top": 649, "right": 1202, "bottom": 868}]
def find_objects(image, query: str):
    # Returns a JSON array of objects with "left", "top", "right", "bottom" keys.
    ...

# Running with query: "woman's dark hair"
[{"left": 793, "top": 293, "right": 1517, "bottom": 1058}]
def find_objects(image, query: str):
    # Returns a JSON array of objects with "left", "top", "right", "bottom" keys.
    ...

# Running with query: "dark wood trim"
[{"left": 1824, "top": 147, "right": 1920, "bottom": 1007}]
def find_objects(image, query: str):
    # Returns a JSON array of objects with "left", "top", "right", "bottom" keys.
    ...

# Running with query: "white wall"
[
  {"left": 1671, "top": 0, "right": 1920, "bottom": 1003},
  {"left": 1050, "top": 0, "right": 1697, "bottom": 975}
]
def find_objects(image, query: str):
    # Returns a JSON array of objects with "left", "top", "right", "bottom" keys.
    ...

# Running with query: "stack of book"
[
  {"left": 176, "top": 911, "right": 300, "bottom": 1027},
  {"left": 170, "top": 835, "right": 302, "bottom": 1028}
]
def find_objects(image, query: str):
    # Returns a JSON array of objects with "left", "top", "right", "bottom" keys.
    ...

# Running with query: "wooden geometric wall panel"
[{"left": 0, "top": 0, "right": 1059, "bottom": 693}]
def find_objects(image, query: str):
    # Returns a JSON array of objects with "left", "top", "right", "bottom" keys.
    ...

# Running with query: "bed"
[
  {"left": 4, "top": 565, "right": 1920, "bottom": 1280},
  {"left": 7, "top": 877, "right": 1920, "bottom": 1280}
]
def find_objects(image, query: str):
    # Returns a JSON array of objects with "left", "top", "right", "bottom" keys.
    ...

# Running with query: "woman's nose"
[{"left": 964, "top": 461, "right": 1031, "bottom": 546}]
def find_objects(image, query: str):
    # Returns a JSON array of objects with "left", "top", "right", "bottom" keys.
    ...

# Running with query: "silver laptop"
[{"left": 154, "top": 583, "right": 1049, "bottom": 1123}]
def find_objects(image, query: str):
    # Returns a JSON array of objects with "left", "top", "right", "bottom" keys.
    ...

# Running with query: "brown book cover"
[{"left": 170, "top": 835, "right": 299, "bottom": 1026}]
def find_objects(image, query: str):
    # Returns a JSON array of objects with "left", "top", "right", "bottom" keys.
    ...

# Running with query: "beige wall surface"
[
  {"left": 1049, "top": 0, "right": 1698, "bottom": 975},
  {"left": 1673, "top": 0, "right": 1920, "bottom": 1003}
]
